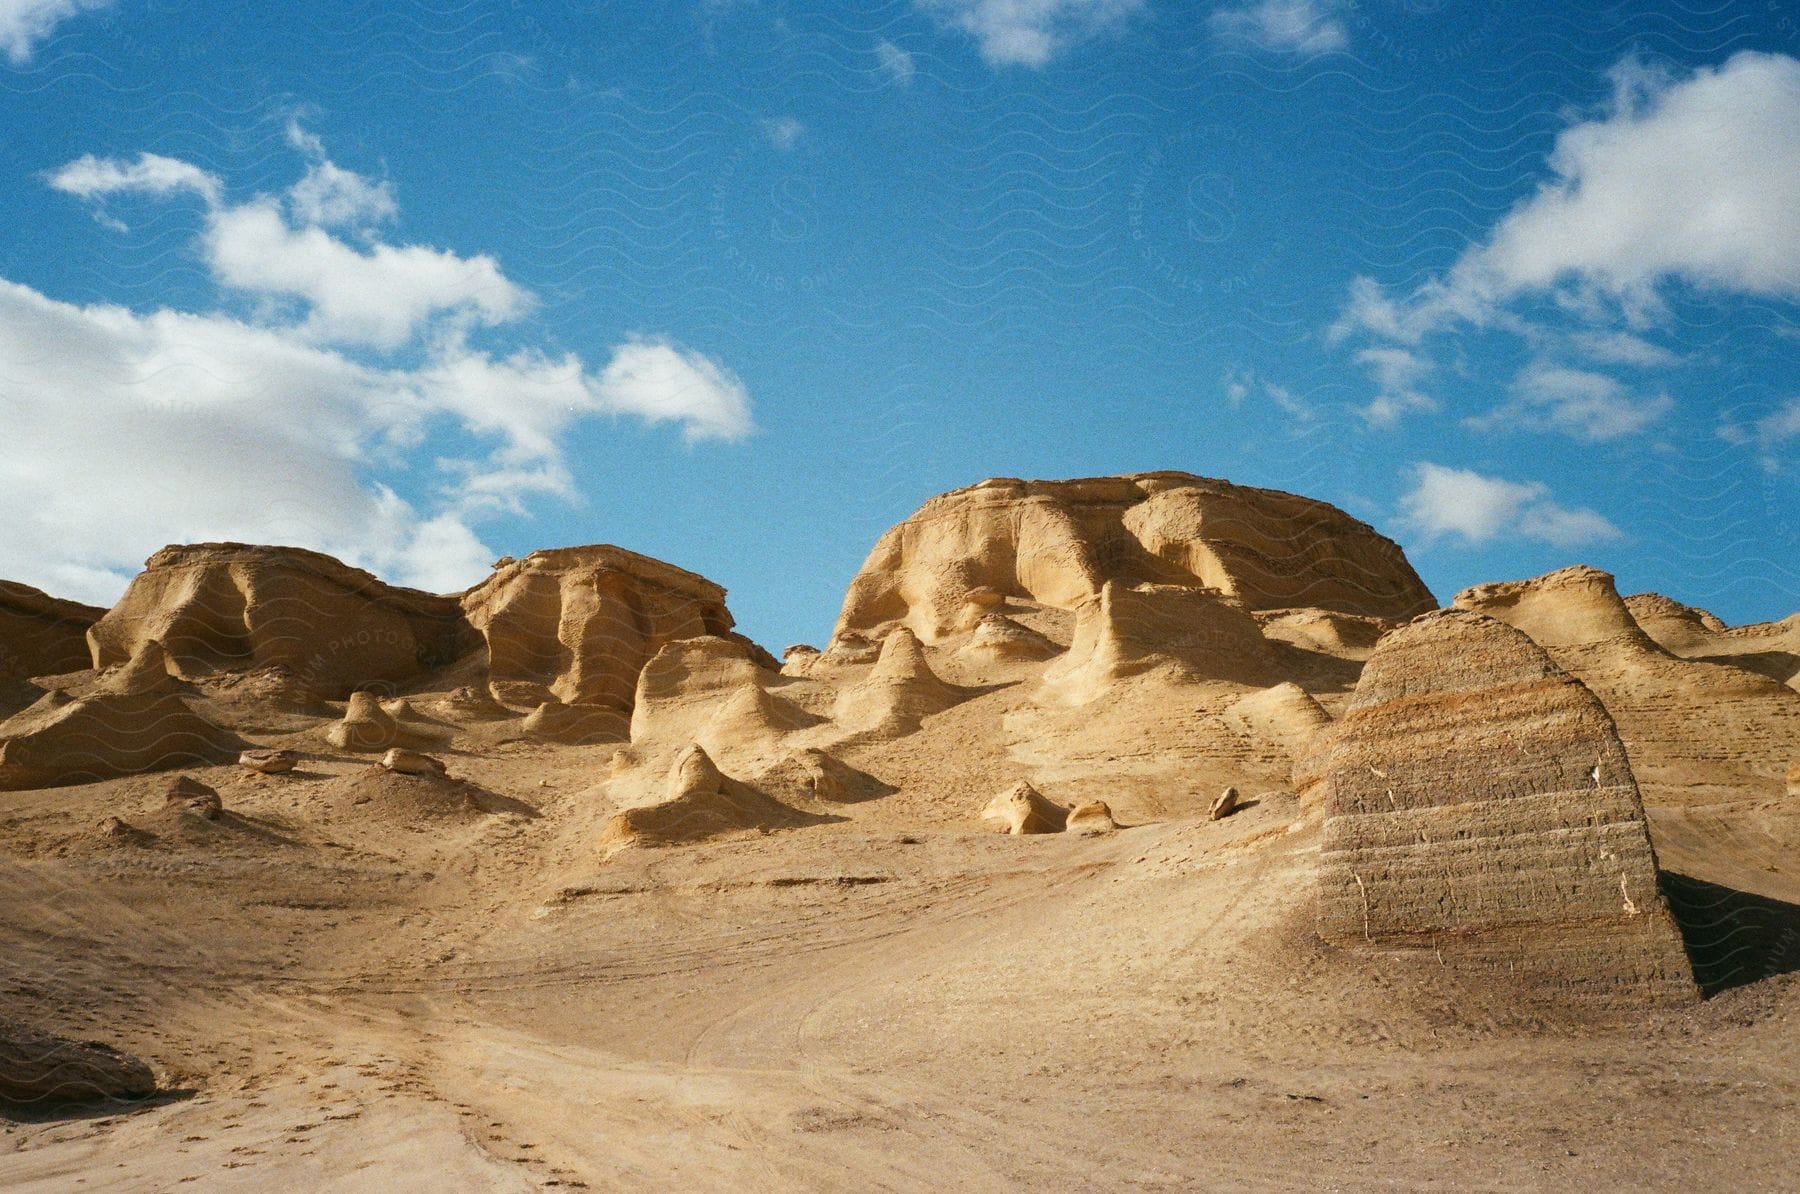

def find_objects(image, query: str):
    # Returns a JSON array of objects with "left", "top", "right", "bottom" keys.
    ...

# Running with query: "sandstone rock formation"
[
  {"left": 96, "top": 640, "right": 183, "bottom": 696},
  {"left": 87, "top": 544, "right": 473, "bottom": 699},
  {"left": 0, "top": 581, "right": 104, "bottom": 714},
  {"left": 1316, "top": 608, "right": 1696, "bottom": 1006},
  {"left": 463, "top": 546, "right": 769, "bottom": 712},
  {"left": 629, "top": 636, "right": 779, "bottom": 745},
  {"left": 0, "top": 692, "right": 243, "bottom": 790},
  {"left": 1221, "top": 682, "right": 1331, "bottom": 759},
  {"left": 1625, "top": 592, "right": 1799, "bottom": 690},
  {"left": 982, "top": 781, "right": 1068, "bottom": 835},
  {"left": 0, "top": 1019, "right": 156, "bottom": 1104},
  {"left": 958, "top": 614, "right": 1060, "bottom": 663},
  {"left": 325, "top": 691, "right": 449, "bottom": 753},
  {"left": 159, "top": 774, "right": 222, "bottom": 819},
  {"left": 1042, "top": 581, "right": 1273, "bottom": 699},
  {"left": 600, "top": 744, "right": 815, "bottom": 850},
  {"left": 1064, "top": 800, "right": 1118, "bottom": 834},
  {"left": 1208, "top": 786, "right": 1240, "bottom": 821},
  {"left": 835, "top": 473, "right": 1435, "bottom": 643},
  {"left": 523, "top": 698, "right": 630, "bottom": 745},
  {"left": 834, "top": 628, "right": 964, "bottom": 736},
  {"left": 380, "top": 748, "right": 447, "bottom": 777},
  {"left": 238, "top": 748, "right": 298, "bottom": 774},
  {"left": 1456, "top": 567, "right": 1800, "bottom": 809}
]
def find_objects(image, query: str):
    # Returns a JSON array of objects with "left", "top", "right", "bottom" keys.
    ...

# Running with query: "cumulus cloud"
[
  {"left": 1468, "top": 361, "right": 1672, "bottom": 441},
  {"left": 917, "top": 0, "right": 1143, "bottom": 68},
  {"left": 1338, "top": 52, "right": 1800, "bottom": 344},
  {"left": 0, "top": 0, "right": 111, "bottom": 62},
  {"left": 4, "top": 133, "right": 755, "bottom": 603},
  {"left": 1398, "top": 463, "right": 1621, "bottom": 549},
  {"left": 1210, "top": 0, "right": 1347, "bottom": 56},
  {"left": 875, "top": 39, "right": 916, "bottom": 85}
]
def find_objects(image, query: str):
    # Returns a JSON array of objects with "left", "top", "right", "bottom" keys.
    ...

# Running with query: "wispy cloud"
[
  {"left": 0, "top": 0, "right": 112, "bottom": 63},
  {"left": 917, "top": 0, "right": 1143, "bottom": 68},
  {"left": 1210, "top": 0, "right": 1347, "bottom": 57},
  {"left": 1468, "top": 361, "right": 1672, "bottom": 441},
  {"left": 760, "top": 116, "right": 805, "bottom": 150},
  {"left": 875, "top": 39, "right": 916, "bottom": 85}
]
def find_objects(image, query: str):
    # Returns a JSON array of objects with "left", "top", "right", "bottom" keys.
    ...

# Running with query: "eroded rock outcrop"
[
  {"left": 0, "top": 691, "right": 244, "bottom": 790},
  {"left": 1042, "top": 581, "right": 1273, "bottom": 700},
  {"left": 1457, "top": 567, "right": 1800, "bottom": 809},
  {"left": 835, "top": 473, "right": 1435, "bottom": 643},
  {"left": 834, "top": 628, "right": 964, "bottom": 736},
  {"left": 600, "top": 744, "right": 816, "bottom": 850},
  {"left": 1625, "top": 592, "right": 1799, "bottom": 690},
  {"left": 1316, "top": 608, "right": 1696, "bottom": 1006},
  {"left": 87, "top": 544, "right": 472, "bottom": 699},
  {"left": 0, "top": 581, "right": 104, "bottom": 713},
  {"left": 463, "top": 546, "right": 770, "bottom": 712},
  {"left": 982, "top": 780, "right": 1068, "bottom": 835}
]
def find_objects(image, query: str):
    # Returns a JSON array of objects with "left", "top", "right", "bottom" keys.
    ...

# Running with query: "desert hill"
[{"left": 1, "top": 474, "right": 1796, "bottom": 1190}]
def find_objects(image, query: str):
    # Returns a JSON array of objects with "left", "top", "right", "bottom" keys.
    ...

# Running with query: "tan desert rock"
[
  {"left": 463, "top": 546, "right": 771, "bottom": 711},
  {"left": 87, "top": 543, "right": 473, "bottom": 699},
  {"left": 1221, "top": 682, "right": 1331, "bottom": 759},
  {"left": 95, "top": 639, "right": 182, "bottom": 696},
  {"left": 380, "top": 748, "right": 447, "bottom": 777},
  {"left": 238, "top": 748, "right": 298, "bottom": 774},
  {"left": 1253, "top": 608, "right": 1397, "bottom": 662},
  {"left": 982, "top": 780, "right": 1068, "bottom": 835},
  {"left": 629, "top": 635, "right": 783, "bottom": 748},
  {"left": 326, "top": 691, "right": 403, "bottom": 752},
  {"left": 1043, "top": 581, "right": 1273, "bottom": 699},
  {"left": 959, "top": 613, "right": 1060, "bottom": 663},
  {"left": 1625, "top": 591, "right": 1799, "bottom": 690},
  {"left": 781, "top": 643, "right": 823, "bottom": 676},
  {"left": 1317, "top": 608, "right": 1696, "bottom": 1006},
  {"left": 1456, "top": 566, "right": 1800, "bottom": 809},
  {"left": 835, "top": 472, "right": 1434, "bottom": 643},
  {"left": 523, "top": 698, "right": 630, "bottom": 745},
  {"left": 1788, "top": 758, "right": 1800, "bottom": 796},
  {"left": 600, "top": 744, "right": 817, "bottom": 850},
  {"left": 0, "top": 580, "right": 104, "bottom": 716},
  {"left": 1208, "top": 786, "right": 1241, "bottom": 821},
  {"left": 0, "top": 691, "right": 243, "bottom": 790},
  {"left": 437, "top": 685, "right": 514, "bottom": 720},
  {"left": 1064, "top": 800, "right": 1118, "bottom": 834},
  {"left": 834, "top": 628, "right": 964, "bottom": 737},
  {"left": 159, "top": 774, "right": 222, "bottom": 819},
  {"left": 0, "top": 1019, "right": 157, "bottom": 1104}
]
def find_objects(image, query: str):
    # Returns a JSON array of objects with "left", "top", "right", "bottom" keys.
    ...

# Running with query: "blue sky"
[{"left": 0, "top": 0, "right": 1795, "bottom": 650}]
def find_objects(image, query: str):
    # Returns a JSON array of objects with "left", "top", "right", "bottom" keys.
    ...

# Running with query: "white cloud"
[
  {"left": 759, "top": 117, "right": 805, "bottom": 150},
  {"left": 204, "top": 200, "right": 528, "bottom": 349},
  {"left": 1565, "top": 330, "right": 1679, "bottom": 368},
  {"left": 1470, "top": 361, "right": 1672, "bottom": 441},
  {"left": 282, "top": 129, "right": 398, "bottom": 230},
  {"left": 1353, "top": 346, "right": 1435, "bottom": 426},
  {"left": 1222, "top": 367, "right": 1311, "bottom": 419},
  {"left": 1398, "top": 462, "right": 1621, "bottom": 548},
  {"left": 1210, "top": 0, "right": 1346, "bottom": 56},
  {"left": 1339, "top": 52, "right": 1800, "bottom": 343},
  {"left": 917, "top": 0, "right": 1143, "bottom": 68},
  {"left": 595, "top": 338, "right": 755, "bottom": 443},
  {"left": 5, "top": 135, "right": 756, "bottom": 603},
  {"left": 875, "top": 39, "right": 916, "bottom": 85},
  {"left": 0, "top": 0, "right": 111, "bottom": 63},
  {"left": 47, "top": 152, "right": 222, "bottom": 206},
  {"left": 1721, "top": 395, "right": 1800, "bottom": 472}
]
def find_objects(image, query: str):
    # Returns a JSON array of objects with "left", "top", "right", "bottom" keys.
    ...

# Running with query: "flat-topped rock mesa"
[
  {"left": 1317, "top": 608, "right": 1696, "bottom": 1007},
  {"left": 462, "top": 546, "right": 773, "bottom": 712},
  {"left": 1456, "top": 566, "right": 1800, "bottom": 809},
  {"left": 0, "top": 581, "right": 106, "bottom": 712},
  {"left": 834, "top": 473, "right": 1436, "bottom": 644},
  {"left": 87, "top": 544, "right": 473, "bottom": 699}
]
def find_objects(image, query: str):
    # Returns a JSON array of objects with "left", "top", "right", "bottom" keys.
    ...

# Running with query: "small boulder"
[
  {"left": 0, "top": 1019, "right": 157, "bottom": 1104},
  {"left": 982, "top": 781, "right": 1068, "bottom": 835},
  {"left": 160, "top": 774, "right": 221, "bottom": 820},
  {"left": 1208, "top": 786, "right": 1240, "bottom": 821},
  {"left": 380, "top": 748, "right": 447, "bottom": 777},
  {"left": 239, "top": 748, "right": 298, "bottom": 774},
  {"left": 1065, "top": 800, "right": 1118, "bottom": 834}
]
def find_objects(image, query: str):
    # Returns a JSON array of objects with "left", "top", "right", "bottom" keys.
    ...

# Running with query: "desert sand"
[{"left": 2, "top": 472, "right": 1796, "bottom": 1190}]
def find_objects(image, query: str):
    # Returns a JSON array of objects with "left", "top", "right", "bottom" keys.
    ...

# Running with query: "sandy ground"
[{"left": 3, "top": 715, "right": 1797, "bottom": 1192}]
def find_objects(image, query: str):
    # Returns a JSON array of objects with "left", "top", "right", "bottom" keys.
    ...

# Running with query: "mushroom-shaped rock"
[
  {"left": 380, "top": 748, "right": 447, "bottom": 777},
  {"left": 1317, "top": 608, "right": 1697, "bottom": 1006},
  {"left": 0, "top": 1019, "right": 157, "bottom": 1104},
  {"left": 1208, "top": 786, "right": 1240, "bottom": 821},
  {"left": 982, "top": 781, "right": 1069, "bottom": 835},
  {"left": 1065, "top": 800, "right": 1118, "bottom": 834},
  {"left": 239, "top": 748, "right": 298, "bottom": 774},
  {"left": 834, "top": 628, "right": 964, "bottom": 737}
]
